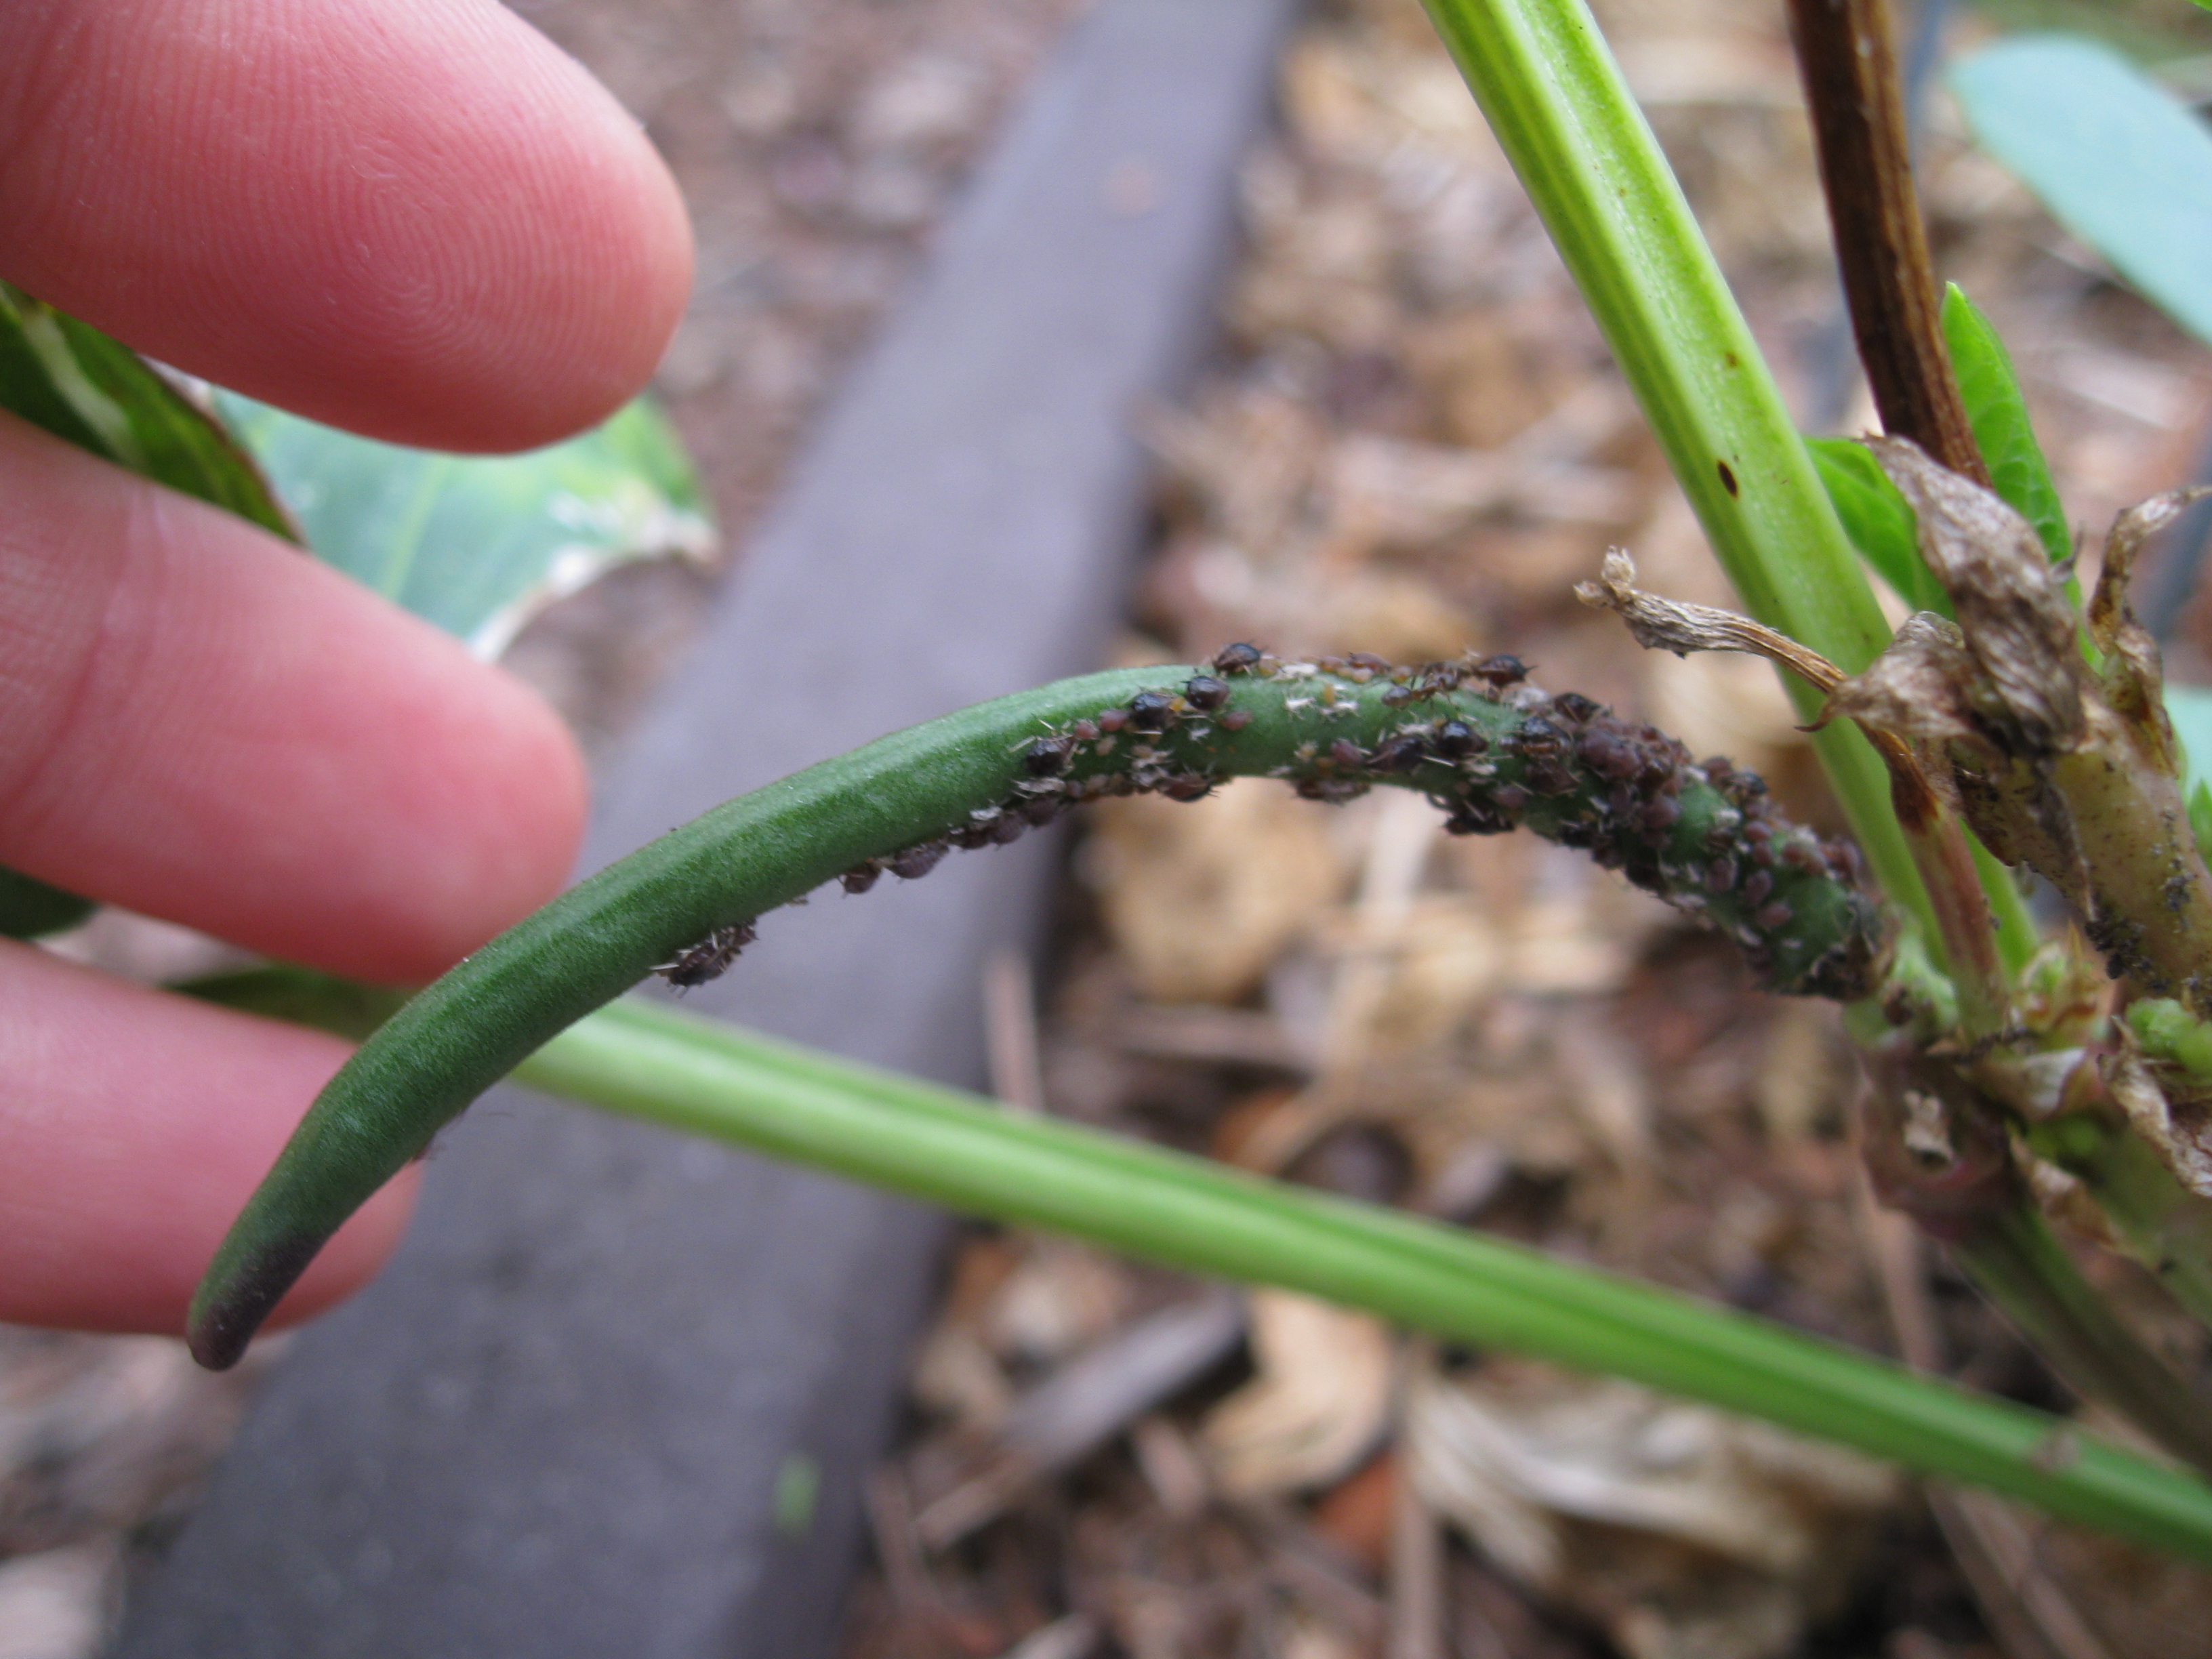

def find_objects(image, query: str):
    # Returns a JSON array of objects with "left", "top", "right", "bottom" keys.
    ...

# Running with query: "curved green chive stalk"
[
  {"left": 190, "top": 658, "right": 1881, "bottom": 1368},
  {"left": 511, "top": 998, "right": 2212, "bottom": 1559}
]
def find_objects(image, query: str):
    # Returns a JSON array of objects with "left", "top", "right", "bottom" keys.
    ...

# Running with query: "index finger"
[{"left": 0, "top": 0, "right": 693, "bottom": 452}]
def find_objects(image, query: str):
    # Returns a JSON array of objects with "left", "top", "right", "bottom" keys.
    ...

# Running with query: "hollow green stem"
[
  {"left": 1969, "top": 836, "right": 2038, "bottom": 979},
  {"left": 1952, "top": 1200, "right": 2212, "bottom": 1479},
  {"left": 189, "top": 660, "right": 1881, "bottom": 1367},
  {"left": 506, "top": 996, "right": 2212, "bottom": 1559},
  {"left": 1862, "top": 1039, "right": 2212, "bottom": 1468},
  {"left": 2030, "top": 1109, "right": 2212, "bottom": 1336},
  {"left": 1414, "top": 0, "right": 2048, "bottom": 977}
]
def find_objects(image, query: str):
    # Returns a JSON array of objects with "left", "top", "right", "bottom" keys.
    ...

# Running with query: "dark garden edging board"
[{"left": 115, "top": 0, "right": 1298, "bottom": 1652}]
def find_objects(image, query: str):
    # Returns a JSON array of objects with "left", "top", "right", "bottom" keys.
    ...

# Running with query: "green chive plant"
[{"left": 26, "top": 0, "right": 2212, "bottom": 1563}]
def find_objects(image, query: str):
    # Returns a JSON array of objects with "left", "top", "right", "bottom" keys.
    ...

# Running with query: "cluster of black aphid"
[
  {"left": 668, "top": 644, "right": 1879, "bottom": 1000},
  {"left": 1425, "top": 693, "right": 1873, "bottom": 994},
  {"left": 834, "top": 785, "right": 1074, "bottom": 901},
  {"left": 655, "top": 920, "right": 759, "bottom": 989}
]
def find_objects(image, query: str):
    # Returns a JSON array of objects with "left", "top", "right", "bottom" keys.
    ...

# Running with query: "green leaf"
[
  {"left": 179, "top": 963, "right": 408, "bottom": 1042},
  {"left": 212, "top": 392, "right": 715, "bottom": 657},
  {"left": 1806, "top": 436, "right": 1948, "bottom": 616},
  {"left": 1952, "top": 37, "right": 2212, "bottom": 352},
  {"left": 0, "top": 866, "right": 95, "bottom": 940},
  {"left": 1941, "top": 285, "right": 2070, "bottom": 566},
  {"left": 0, "top": 283, "right": 295, "bottom": 540},
  {"left": 0, "top": 286, "right": 714, "bottom": 651}
]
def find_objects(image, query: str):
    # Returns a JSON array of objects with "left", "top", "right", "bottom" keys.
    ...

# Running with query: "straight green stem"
[
  {"left": 513, "top": 998, "right": 2212, "bottom": 1559},
  {"left": 1417, "top": 0, "right": 1948, "bottom": 954},
  {"left": 1952, "top": 1202, "right": 2212, "bottom": 1479},
  {"left": 2029, "top": 1111, "right": 2212, "bottom": 1336}
]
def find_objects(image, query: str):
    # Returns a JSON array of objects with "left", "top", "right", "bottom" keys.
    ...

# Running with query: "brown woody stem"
[{"left": 1786, "top": 0, "right": 1988, "bottom": 480}]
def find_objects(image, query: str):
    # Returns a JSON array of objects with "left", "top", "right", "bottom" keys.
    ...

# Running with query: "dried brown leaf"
[
  {"left": 2089, "top": 489, "right": 2209, "bottom": 766},
  {"left": 2104, "top": 1049, "right": 2212, "bottom": 1201},
  {"left": 1200, "top": 1291, "right": 1393, "bottom": 1498},
  {"left": 1406, "top": 1363, "right": 1896, "bottom": 1659},
  {"left": 1575, "top": 550, "right": 1842, "bottom": 692},
  {"left": 1818, "top": 613, "right": 1981, "bottom": 741},
  {"left": 1868, "top": 437, "right": 2083, "bottom": 750}
]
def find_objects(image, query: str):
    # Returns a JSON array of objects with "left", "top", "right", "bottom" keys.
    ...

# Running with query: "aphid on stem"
[
  {"left": 890, "top": 840, "right": 950, "bottom": 880},
  {"left": 1183, "top": 675, "right": 1231, "bottom": 712},
  {"left": 655, "top": 921, "right": 758, "bottom": 989}
]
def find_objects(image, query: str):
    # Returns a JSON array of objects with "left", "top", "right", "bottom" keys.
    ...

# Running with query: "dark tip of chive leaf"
[{"left": 186, "top": 1231, "right": 328, "bottom": 1371}]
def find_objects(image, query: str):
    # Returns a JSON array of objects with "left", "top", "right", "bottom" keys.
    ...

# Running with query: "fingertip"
[
  {"left": 0, "top": 0, "right": 695, "bottom": 451},
  {"left": 0, "top": 948, "right": 420, "bottom": 1337},
  {"left": 354, "top": 648, "right": 592, "bottom": 983},
  {"left": 0, "top": 426, "right": 592, "bottom": 982}
]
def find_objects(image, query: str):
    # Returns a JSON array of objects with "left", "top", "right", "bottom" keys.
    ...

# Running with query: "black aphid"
[
  {"left": 1555, "top": 816, "right": 1601, "bottom": 850},
  {"left": 1025, "top": 735, "right": 1074, "bottom": 776},
  {"left": 1444, "top": 800, "right": 1514, "bottom": 836},
  {"left": 890, "top": 840, "right": 950, "bottom": 880},
  {"left": 1576, "top": 726, "right": 1640, "bottom": 779},
  {"left": 1183, "top": 675, "right": 1231, "bottom": 712},
  {"left": 1432, "top": 720, "right": 1484, "bottom": 759},
  {"left": 657, "top": 921, "right": 758, "bottom": 989},
  {"left": 1295, "top": 776, "right": 1370, "bottom": 804},
  {"left": 1524, "top": 760, "right": 1580, "bottom": 797},
  {"left": 1368, "top": 733, "right": 1429, "bottom": 772},
  {"left": 1508, "top": 716, "right": 1565, "bottom": 759},
  {"left": 1471, "top": 654, "right": 1529, "bottom": 686},
  {"left": 1126, "top": 690, "right": 1176, "bottom": 731},
  {"left": 1213, "top": 642, "right": 1265, "bottom": 675},
  {"left": 840, "top": 861, "right": 883, "bottom": 895}
]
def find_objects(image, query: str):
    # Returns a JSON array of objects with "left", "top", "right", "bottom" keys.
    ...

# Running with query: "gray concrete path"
[{"left": 117, "top": 0, "right": 1295, "bottom": 1652}]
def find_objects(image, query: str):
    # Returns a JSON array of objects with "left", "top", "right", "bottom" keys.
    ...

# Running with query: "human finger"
[
  {"left": 0, "top": 943, "right": 416, "bottom": 1334},
  {"left": 0, "top": 0, "right": 693, "bottom": 452},
  {"left": 0, "top": 413, "right": 588, "bottom": 984}
]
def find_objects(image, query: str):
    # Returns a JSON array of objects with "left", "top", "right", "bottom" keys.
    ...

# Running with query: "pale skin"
[{"left": 0, "top": 0, "right": 695, "bottom": 1332}]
